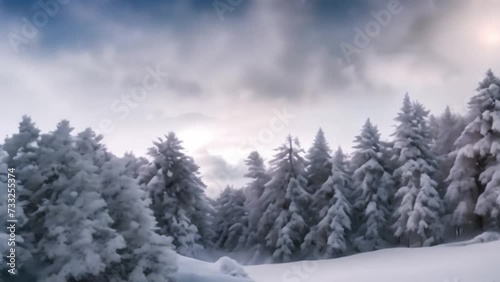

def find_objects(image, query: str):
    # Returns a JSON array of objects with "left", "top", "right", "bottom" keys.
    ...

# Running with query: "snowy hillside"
[{"left": 245, "top": 239, "right": 500, "bottom": 282}]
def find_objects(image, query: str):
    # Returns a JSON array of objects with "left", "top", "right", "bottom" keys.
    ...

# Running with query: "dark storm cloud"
[{"left": 2, "top": 0, "right": 497, "bottom": 196}]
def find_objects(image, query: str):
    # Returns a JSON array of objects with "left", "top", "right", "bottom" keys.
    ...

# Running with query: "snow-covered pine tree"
[
  {"left": 351, "top": 119, "right": 393, "bottom": 252},
  {"left": 141, "top": 132, "right": 212, "bottom": 257},
  {"left": 0, "top": 116, "right": 40, "bottom": 275},
  {"left": 302, "top": 163, "right": 352, "bottom": 258},
  {"left": 305, "top": 128, "right": 332, "bottom": 195},
  {"left": 243, "top": 151, "right": 271, "bottom": 254},
  {"left": 309, "top": 147, "right": 352, "bottom": 230},
  {"left": 73, "top": 128, "right": 178, "bottom": 281},
  {"left": 123, "top": 152, "right": 149, "bottom": 179},
  {"left": 100, "top": 155, "right": 177, "bottom": 282},
  {"left": 0, "top": 148, "right": 34, "bottom": 279},
  {"left": 392, "top": 95, "right": 444, "bottom": 247},
  {"left": 305, "top": 129, "right": 333, "bottom": 226},
  {"left": 447, "top": 70, "right": 500, "bottom": 233},
  {"left": 258, "top": 136, "right": 311, "bottom": 262},
  {"left": 272, "top": 178, "right": 309, "bottom": 262},
  {"left": 431, "top": 107, "right": 466, "bottom": 196},
  {"left": 34, "top": 121, "right": 125, "bottom": 282},
  {"left": 331, "top": 147, "right": 353, "bottom": 202},
  {"left": 214, "top": 186, "right": 248, "bottom": 252}
]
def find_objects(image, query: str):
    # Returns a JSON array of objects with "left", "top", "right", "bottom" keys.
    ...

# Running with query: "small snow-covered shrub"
[{"left": 215, "top": 256, "right": 250, "bottom": 278}]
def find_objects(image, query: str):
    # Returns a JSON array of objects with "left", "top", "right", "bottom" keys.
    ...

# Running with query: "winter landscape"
[{"left": 1, "top": 0, "right": 500, "bottom": 282}]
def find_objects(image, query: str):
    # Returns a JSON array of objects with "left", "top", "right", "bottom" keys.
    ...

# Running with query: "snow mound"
[
  {"left": 215, "top": 256, "right": 250, "bottom": 278},
  {"left": 177, "top": 255, "right": 253, "bottom": 282},
  {"left": 461, "top": 232, "right": 500, "bottom": 245}
]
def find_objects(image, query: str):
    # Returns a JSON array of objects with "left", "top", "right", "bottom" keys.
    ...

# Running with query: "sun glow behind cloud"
[{"left": 479, "top": 26, "right": 500, "bottom": 46}]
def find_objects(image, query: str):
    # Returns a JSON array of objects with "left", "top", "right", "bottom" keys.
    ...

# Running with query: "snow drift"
[{"left": 246, "top": 238, "right": 500, "bottom": 282}]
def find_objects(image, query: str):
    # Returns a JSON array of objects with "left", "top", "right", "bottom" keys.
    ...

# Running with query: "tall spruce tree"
[
  {"left": 431, "top": 107, "right": 466, "bottom": 196},
  {"left": 258, "top": 136, "right": 311, "bottom": 262},
  {"left": 34, "top": 121, "right": 125, "bottom": 282},
  {"left": 74, "top": 129, "right": 177, "bottom": 282},
  {"left": 392, "top": 96, "right": 444, "bottom": 246},
  {"left": 243, "top": 151, "right": 271, "bottom": 253},
  {"left": 351, "top": 119, "right": 393, "bottom": 251},
  {"left": 141, "top": 132, "right": 212, "bottom": 257},
  {"left": 302, "top": 163, "right": 352, "bottom": 258},
  {"left": 100, "top": 156, "right": 177, "bottom": 282},
  {"left": 447, "top": 70, "right": 500, "bottom": 233},
  {"left": 305, "top": 128, "right": 332, "bottom": 195},
  {"left": 0, "top": 116, "right": 40, "bottom": 275},
  {"left": 214, "top": 186, "right": 249, "bottom": 252}
]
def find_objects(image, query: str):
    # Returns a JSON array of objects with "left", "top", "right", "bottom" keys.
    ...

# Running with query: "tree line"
[{"left": 1, "top": 70, "right": 500, "bottom": 281}]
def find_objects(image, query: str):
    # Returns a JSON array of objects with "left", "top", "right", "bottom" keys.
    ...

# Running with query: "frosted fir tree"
[
  {"left": 123, "top": 152, "right": 149, "bottom": 179},
  {"left": 74, "top": 128, "right": 178, "bottom": 281},
  {"left": 271, "top": 178, "right": 309, "bottom": 262},
  {"left": 432, "top": 107, "right": 466, "bottom": 158},
  {"left": 447, "top": 71, "right": 500, "bottom": 233},
  {"left": 100, "top": 156, "right": 177, "bottom": 282},
  {"left": 473, "top": 83, "right": 500, "bottom": 230},
  {"left": 243, "top": 151, "right": 271, "bottom": 251},
  {"left": 0, "top": 116, "right": 40, "bottom": 273},
  {"left": 0, "top": 150, "right": 33, "bottom": 277},
  {"left": 429, "top": 107, "right": 466, "bottom": 197},
  {"left": 141, "top": 132, "right": 212, "bottom": 257},
  {"left": 407, "top": 174, "right": 444, "bottom": 246},
  {"left": 214, "top": 186, "right": 249, "bottom": 252},
  {"left": 258, "top": 136, "right": 311, "bottom": 262},
  {"left": 332, "top": 147, "right": 354, "bottom": 201},
  {"left": 305, "top": 128, "right": 332, "bottom": 195},
  {"left": 392, "top": 96, "right": 443, "bottom": 247},
  {"left": 302, "top": 163, "right": 352, "bottom": 258},
  {"left": 34, "top": 121, "right": 125, "bottom": 282},
  {"left": 351, "top": 119, "right": 393, "bottom": 252},
  {"left": 75, "top": 128, "right": 108, "bottom": 168},
  {"left": 309, "top": 147, "right": 352, "bottom": 229}
]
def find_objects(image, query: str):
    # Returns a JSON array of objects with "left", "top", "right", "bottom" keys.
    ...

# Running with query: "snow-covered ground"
[
  {"left": 178, "top": 235, "right": 500, "bottom": 282},
  {"left": 246, "top": 239, "right": 500, "bottom": 282},
  {"left": 177, "top": 255, "right": 253, "bottom": 282}
]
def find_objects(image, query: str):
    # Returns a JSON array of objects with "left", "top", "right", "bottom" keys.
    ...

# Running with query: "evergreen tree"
[
  {"left": 351, "top": 119, "right": 393, "bottom": 251},
  {"left": 392, "top": 96, "right": 444, "bottom": 246},
  {"left": 302, "top": 163, "right": 352, "bottom": 258},
  {"left": 141, "top": 132, "right": 212, "bottom": 257},
  {"left": 258, "top": 136, "right": 311, "bottom": 262},
  {"left": 243, "top": 151, "right": 271, "bottom": 252},
  {"left": 214, "top": 186, "right": 249, "bottom": 252},
  {"left": 34, "top": 121, "right": 125, "bottom": 282},
  {"left": 332, "top": 147, "right": 353, "bottom": 201},
  {"left": 0, "top": 116, "right": 40, "bottom": 275},
  {"left": 431, "top": 107, "right": 466, "bottom": 196},
  {"left": 447, "top": 71, "right": 500, "bottom": 233},
  {"left": 100, "top": 156, "right": 177, "bottom": 282},
  {"left": 123, "top": 152, "right": 149, "bottom": 179},
  {"left": 305, "top": 128, "right": 332, "bottom": 194},
  {"left": 73, "top": 129, "right": 178, "bottom": 281}
]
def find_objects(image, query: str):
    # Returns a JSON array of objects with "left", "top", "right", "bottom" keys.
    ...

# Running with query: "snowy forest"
[{"left": 1, "top": 69, "right": 500, "bottom": 282}]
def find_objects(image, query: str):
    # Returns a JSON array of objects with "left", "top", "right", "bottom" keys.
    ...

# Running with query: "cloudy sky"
[{"left": 1, "top": 0, "right": 500, "bottom": 196}]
